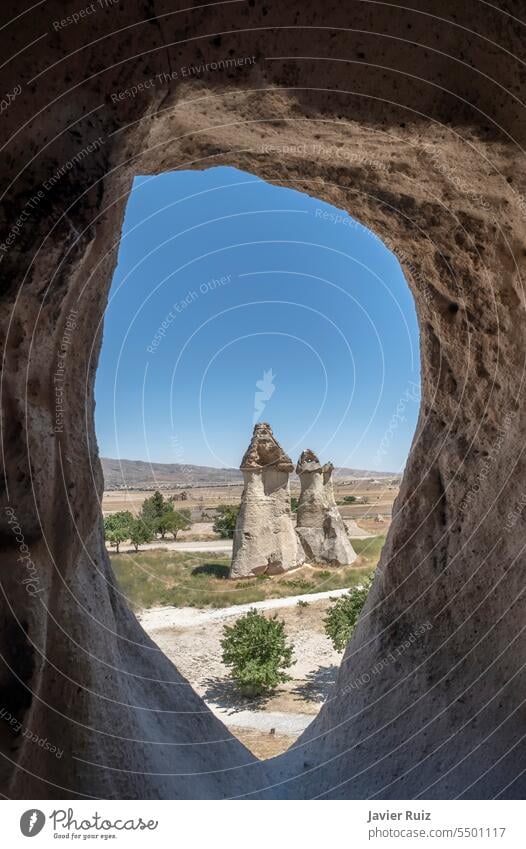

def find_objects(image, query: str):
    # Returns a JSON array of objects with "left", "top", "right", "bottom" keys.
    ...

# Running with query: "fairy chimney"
[
  {"left": 295, "top": 449, "right": 357, "bottom": 566},
  {"left": 229, "top": 423, "right": 304, "bottom": 578}
]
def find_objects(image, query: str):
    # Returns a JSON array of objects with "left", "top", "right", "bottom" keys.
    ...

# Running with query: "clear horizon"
[
  {"left": 100, "top": 452, "right": 401, "bottom": 474},
  {"left": 95, "top": 167, "right": 421, "bottom": 473}
]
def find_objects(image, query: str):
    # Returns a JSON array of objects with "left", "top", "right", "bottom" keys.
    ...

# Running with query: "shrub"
[
  {"left": 324, "top": 578, "right": 373, "bottom": 651},
  {"left": 139, "top": 490, "right": 167, "bottom": 535},
  {"left": 162, "top": 507, "right": 191, "bottom": 539},
  {"left": 104, "top": 511, "right": 133, "bottom": 553},
  {"left": 221, "top": 609, "right": 295, "bottom": 697},
  {"left": 290, "top": 496, "right": 299, "bottom": 513},
  {"left": 128, "top": 518, "right": 154, "bottom": 552},
  {"left": 283, "top": 578, "right": 314, "bottom": 591},
  {"left": 213, "top": 504, "right": 239, "bottom": 538}
]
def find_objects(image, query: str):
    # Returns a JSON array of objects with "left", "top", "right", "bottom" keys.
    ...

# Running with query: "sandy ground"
[
  {"left": 102, "top": 481, "right": 399, "bottom": 519},
  {"left": 140, "top": 593, "right": 345, "bottom": 759}
]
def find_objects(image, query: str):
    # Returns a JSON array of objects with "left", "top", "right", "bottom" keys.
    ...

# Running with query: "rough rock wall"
[
  {"left": 1, "top": 0, "right": 526, "bottom": 799},
  {"left": 296, "top": 450, "right": 357, "bottom": 566},
  {"left": 231, "top": 424, "right": 303, "bottom": 578}
]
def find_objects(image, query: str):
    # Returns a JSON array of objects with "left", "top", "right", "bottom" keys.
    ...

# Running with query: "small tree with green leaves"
[
  {"left": 139, "top": 490, "right": 166, "bottom": 535},
  {"left": 324, "top": 577, "right": 374, "bottom": 651},
  {"left": 128, "top": 518, "right": 154, "bottom": 552},
  {"left": 156, "top": 503, "right": 175, "bottom": 539},
  {"left": 213, "top": 504, "right": 239, "bottom": 539},
  {"left": 104, "top": 511, "right": 133, "bottom": 553},
  {"left": 221, "top": 609, "right": 295, "bottom": 697},
  {"left": 163, "top": 508, "right": 192, "bottom": 539},
  {"left": 290, "top": 496, "right": 299, "bottom": 513}
]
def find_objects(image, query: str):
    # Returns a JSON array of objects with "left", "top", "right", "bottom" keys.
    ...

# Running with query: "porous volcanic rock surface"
[
  {"left": 296, "top": 450, "right": 357, "bottom": 567},
  {"left": 1, "top": 0, "right": 526, "bottom": 799},
  {"left": 230, "top": 424, "right": 303, "bottom": 578}
]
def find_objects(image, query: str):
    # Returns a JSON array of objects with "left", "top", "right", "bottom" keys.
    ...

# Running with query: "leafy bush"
[
  {"left": 161, "top": 507, "right": 191, "bottom": 539},
  {"left": 324, "top": 578, "right": 373, "bottom": 651},
  {"left": 221, "top": 609, "right": 295, "bottom": 697},
  {"left": 290, "top": 496, "right": 299, "bottom": 513},
  {"left": 213, "top": 504, "right": 239, "bottom": 538},
  {"left": 139, "top": 490, "right": 168, "bottom": 536},
  {"left": 128, "top": 518, "right": 154, "bottom": 552},
  {"left": 283, "top": 578, "right": 314, "bottom": 592},
  {"left": 104, "top": 511, "right": 133, "bottom": 552}
]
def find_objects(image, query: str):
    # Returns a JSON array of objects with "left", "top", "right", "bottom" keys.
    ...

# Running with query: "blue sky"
[{"left": 95, "top": 166, "right": 420, "bottom": 472}]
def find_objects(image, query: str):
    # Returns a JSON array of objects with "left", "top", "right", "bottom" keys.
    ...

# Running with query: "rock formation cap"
[
  {"left": 240, "top": 422, "right": 294, "bottom": 472},
  {"left": 296, "top": 449, "right": 323, "bottom": 475}
]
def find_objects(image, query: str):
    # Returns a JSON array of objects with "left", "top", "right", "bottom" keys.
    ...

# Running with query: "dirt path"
[
  {"left": 138, "top": 586, "right": 353, "bottom": 630},
  {"left": 110, "top": 538, "right": 233, "bottom": 555},
  {"left": 140, "top": 594, "right": 345, "bottom": 758},
  {"left": 218, "top": 709, "right": 312, "bottom": 736}
]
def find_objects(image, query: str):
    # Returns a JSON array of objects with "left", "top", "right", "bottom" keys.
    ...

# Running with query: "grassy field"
[{"left": 110, "top": 536, "right": 385, "bottom": 610}]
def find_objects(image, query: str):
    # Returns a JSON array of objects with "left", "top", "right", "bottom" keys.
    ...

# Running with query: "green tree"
[
  {"left": 156, "top": 503, "right": 175, "bottom": 539},
  {"left": 128, "top": 518, "right": 154, "bottom": 552},
  {"left": 163, "top": 508, "right": 192, "bottom": 539},
  {"left": 139, "top": 490, "right": 166, "bottom": 536},
  {"left": 213, "top": 504, "right": 239, "bottom": 539},
  {"left": 323, "top": 578, "right": 373, "bottom": 651},
  {"left": 221, "top": 609, "right": 295, "bottom": 697},
  {"left": 290, "top": 496, "right": 299, "bottom": 513},
  {"left": 104, "top": 511, "right": 133, "bottom": 553}
]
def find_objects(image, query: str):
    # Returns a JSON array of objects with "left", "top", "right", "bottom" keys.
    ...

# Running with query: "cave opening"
[{"left": 94, "top": 165, "right": 421, "bottom": 758}]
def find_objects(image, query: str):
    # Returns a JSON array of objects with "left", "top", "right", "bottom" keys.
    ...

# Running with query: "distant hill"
[{"left": 101, "top": 457, "right": 399, "bottom": 490}]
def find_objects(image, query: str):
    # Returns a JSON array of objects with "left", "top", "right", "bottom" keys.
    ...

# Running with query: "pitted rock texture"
[
  {"left": 1, "top": 0, "right": 526, "bottom": 800},
  {"left": 240, "top": 422, "right": 295, "bottom": 473},
  {"left": 230, "top": 424, "right": 303, "bottom": 578},
  {"left": 296, "top": 450, "right": 357, "bottom": 567}
]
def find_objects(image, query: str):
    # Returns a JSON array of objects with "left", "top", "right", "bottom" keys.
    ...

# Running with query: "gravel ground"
[{"left": 141, "top": 596, "right": 343, "bottom": 757}]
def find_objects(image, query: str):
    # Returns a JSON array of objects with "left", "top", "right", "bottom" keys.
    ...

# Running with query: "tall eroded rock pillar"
[
  {"left": 295, "top": 449, "right": 357, "bottom": 566},
  {"left": 230, "top": 423, "right": 304, "bottom": 578}
]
